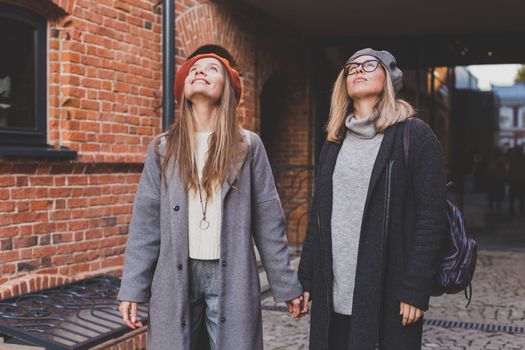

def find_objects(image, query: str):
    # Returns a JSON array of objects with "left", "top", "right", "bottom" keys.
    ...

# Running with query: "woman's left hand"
[
  {"left": 286, "top": 296, "right": 302, "bottom": 319},
  {"left": 400, "top": 301, "right": 423, "bottom": 326}
]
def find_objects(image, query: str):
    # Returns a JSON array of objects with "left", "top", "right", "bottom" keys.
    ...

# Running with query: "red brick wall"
[
  {"left": 91, "top": 327, "right": 147, "bottom": 350},
  {"left": 47, "top": 0, "right": 162, "bottom": 163},
  {"left": 0, "top": 162, "right": 141, "bottom": 297},
  {"left": 0, "top": 0, "right": 160, "bottom": 294}
]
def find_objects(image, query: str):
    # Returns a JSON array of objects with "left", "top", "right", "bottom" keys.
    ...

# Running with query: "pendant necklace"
[
  {"left": 197, "top": 180, "right": 209, "bottom": 230},
  {"left": 194, "top": 154, "right": 209, "bottom": 230}
]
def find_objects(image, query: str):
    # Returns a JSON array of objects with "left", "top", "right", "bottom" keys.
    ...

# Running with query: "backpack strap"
[{"left": 465, "top": 283, "right": 472, "bottom": 308}]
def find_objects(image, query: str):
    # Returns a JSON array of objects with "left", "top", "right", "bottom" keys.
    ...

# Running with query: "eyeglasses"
[{"left": 344, "top": 59, "right": 380, "bottom": 76}]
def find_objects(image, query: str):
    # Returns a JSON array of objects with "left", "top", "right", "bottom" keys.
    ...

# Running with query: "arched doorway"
[
  {"left": 260, "top": 72, "right": 291, "bottom": 164},
  {"left": 260, "top": 72, "right": 314, "bottom": 245}
]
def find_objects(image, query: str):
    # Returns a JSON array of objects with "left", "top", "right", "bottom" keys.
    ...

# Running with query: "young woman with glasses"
[
  {"left": 117, "top": 53, "right": 303, "bottom": 350},
  {"left": 298, "top": 48, "right": 448, "bottom": 349}
]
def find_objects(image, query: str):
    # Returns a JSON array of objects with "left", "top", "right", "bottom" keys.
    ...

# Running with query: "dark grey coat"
[
  {"left": 299, "top": 119, "right": 448, "bottom": 349},
  {"left": 118, "top": 130, "right": 302, "bottom": 350}
]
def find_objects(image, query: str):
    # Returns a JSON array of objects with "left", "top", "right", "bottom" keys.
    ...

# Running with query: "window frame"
[
  {"left": 499, "top": 106, "right": 514, "bottom": 129},
  {"left": 518, "top": 106, "right": 525, "bottom": 129},
  {"left": 0, "top": 4, "right": 48, "bottom": 147}
]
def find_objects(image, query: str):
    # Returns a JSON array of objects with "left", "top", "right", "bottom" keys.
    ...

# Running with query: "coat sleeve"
[
  {"left": 298, "top": 142, "right": 328, "bottom": 297},
  {"left": 117, "top": 140, "right": 162, "bottom": 303},
  {"left": 398, "top": 120, "right": 448, "bottom": 311},
  {"left": 249, "top": 132, "right": 303, "bottom": 303}
]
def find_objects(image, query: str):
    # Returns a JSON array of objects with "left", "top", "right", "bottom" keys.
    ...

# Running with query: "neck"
[
  {"left": 192, "top": 101, "right": 218, "bottom": 132},
  {"left": 352, "top": 98, "right": 377, "bottom": 120}
]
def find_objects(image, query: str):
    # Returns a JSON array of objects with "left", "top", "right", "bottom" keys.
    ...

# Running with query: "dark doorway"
[{"left": 260, "top": 72, "right": 291, "bottom": 164}]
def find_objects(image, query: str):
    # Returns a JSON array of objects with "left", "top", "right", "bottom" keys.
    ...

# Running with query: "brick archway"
[
  {"left": 0, "top": 274, "right": 73, "bottom": 299},
  {"left": 51, "top": 0, "right": 75, "bottom": 14},
  {"left": 176, "top": 3, "right": 251, "bottom": 70},
  {"left": 176, "top": 3, "right": 257, "bottom": 128}
]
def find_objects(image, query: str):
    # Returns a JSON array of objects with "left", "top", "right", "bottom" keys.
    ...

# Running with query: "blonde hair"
[
  {"left": 155, "top": 64, "right": 247, "bottom": 199},
  {"left": 326, "top": 66, "right": 415, "bottom": 142}
]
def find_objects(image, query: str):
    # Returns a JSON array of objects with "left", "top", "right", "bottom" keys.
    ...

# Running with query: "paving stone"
[{"left": 262, "top": 249, "right": 525, "bottom": 349}]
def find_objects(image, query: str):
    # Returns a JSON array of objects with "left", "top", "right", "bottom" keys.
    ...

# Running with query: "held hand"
[
  {"left": 286, "top": 296, "right": 302, "bottom": 319},
  {"left": 299, "top": 291, "right": 310, "bottom": 317},
  {"left": 119, "top": 301, "right": 144, "bottom": 329},
  {"left": 400, "top": 301, "right": 423, "bottom": 326}
]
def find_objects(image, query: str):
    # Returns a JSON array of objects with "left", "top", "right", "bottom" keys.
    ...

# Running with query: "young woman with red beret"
[{"left": 118, "top": 53, "right": 302, "bottom": 350}]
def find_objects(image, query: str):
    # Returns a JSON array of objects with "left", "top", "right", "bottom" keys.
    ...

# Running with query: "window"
[
  {"left": 0, "top": 4, "right": 47, "bottom": 147},
  {"left": 499, "top": 107, "right": 514, "bottom": 129},
  {"left": 518, "top": 107, "right": 525, "bottom": 129},
  {"left": 499, "top": 137, "right": 514, "bottom": 151}
]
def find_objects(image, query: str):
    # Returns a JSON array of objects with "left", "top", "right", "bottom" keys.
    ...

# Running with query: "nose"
[
  {"left": 355, "top": 64, "right": 365, "bottom": 75},
  {"left": 194, "top": 67, "right": 206, "bottom": 76}
]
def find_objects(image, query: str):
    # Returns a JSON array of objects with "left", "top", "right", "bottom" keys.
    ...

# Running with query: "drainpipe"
[{"left": 162, "top": 0, "right": 175, "bottom": 131}]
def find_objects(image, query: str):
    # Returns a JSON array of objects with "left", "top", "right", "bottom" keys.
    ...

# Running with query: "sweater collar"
[{"left": 345, "top": 111, "right": 379, "bottom": 139}]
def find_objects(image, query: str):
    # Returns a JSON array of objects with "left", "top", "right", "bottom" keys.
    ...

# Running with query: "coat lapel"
[
  {"left": 317, "top": 141, "right": 343, "bottom": 220},
  {"left": 220, "top": 133, "right": 250, "bottom": 202},
  {"left": 166, "top": 158, "right": 188, "bottom": 214},
  {"left": 361, "top": 123, "right": 400, "bottom": 216},
  {"left": 317, "top": 140, "right": 343, "bottom": 279}
]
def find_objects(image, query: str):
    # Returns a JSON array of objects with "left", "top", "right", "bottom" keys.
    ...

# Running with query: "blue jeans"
[{"left": 189, "top": 259, "right": 220, "bottom": 350}]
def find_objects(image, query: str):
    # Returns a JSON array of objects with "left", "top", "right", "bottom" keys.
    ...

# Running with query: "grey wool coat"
[{"left": 117, "top": 130, "right": 303, "bottom": 350}]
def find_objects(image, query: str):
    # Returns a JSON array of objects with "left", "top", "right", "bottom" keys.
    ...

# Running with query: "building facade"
[{"left": 492, "top": 83, "right": 525, "bottom": 151}]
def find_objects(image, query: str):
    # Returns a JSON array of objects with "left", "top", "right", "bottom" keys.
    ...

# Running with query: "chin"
[
  {"left": 349, "top": 88, "right": 382, "bottom": 100},
  {"left": 187, "top": 90, "right": 221, "bottom": 102},
  {"left": 349, "top": 92, "right": 372, "bottom": 99}
]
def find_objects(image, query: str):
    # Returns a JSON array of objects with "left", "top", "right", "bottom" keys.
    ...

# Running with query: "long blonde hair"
[
  {"left": 326, "top": 66, "right": 415, "bottom": 142},
  {"left": 155, "top": 64, "right": 246, "bottom": 198}
]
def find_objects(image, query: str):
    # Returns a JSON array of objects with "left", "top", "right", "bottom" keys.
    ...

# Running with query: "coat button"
[
  {"left": 220, "top": 317, "right": 226, "bottom": 323},
  {"left": 221, "top": 260, "right": 226, "bottom": 267},
  {"left": 173, "top": 205, "right": 180, "bottom": 211},
  {"left": 177, "top": 264, "right": 183, "bottom": 270}
]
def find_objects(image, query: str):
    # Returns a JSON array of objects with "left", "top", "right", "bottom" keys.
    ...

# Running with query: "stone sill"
[{"left": 0, "top": 145, "right": 77, "bottom": 160}]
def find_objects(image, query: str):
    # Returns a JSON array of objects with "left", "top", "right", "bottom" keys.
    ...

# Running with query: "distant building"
[
  {"left": 455, "top": 67, "right": 479, "bottom": 90},
  {"left": 492, "top": 83, "right": 525, "bottom": 151}
]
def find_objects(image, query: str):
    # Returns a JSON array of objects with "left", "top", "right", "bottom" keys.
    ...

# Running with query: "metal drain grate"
[
  {"left": 424, "top": 318, "right": 525, "bottom": 335},
  {"left": 0, "top": 275, "right": 148, "bottom": 350},
  {"left": 261, "top": 306, "right": 525, "bottom": 335}
]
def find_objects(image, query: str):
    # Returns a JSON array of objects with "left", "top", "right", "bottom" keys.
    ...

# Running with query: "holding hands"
[
  {"left": 286, "top": 291, "right": 310, "bottom": 319},
  {"left": 287, "top": 292, "right": 423, "bottom": 327}
]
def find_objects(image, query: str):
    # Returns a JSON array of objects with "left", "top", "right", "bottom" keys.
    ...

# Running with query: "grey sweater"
[{"left": 331, "top": 112, "right": 384, "bottom": 315}]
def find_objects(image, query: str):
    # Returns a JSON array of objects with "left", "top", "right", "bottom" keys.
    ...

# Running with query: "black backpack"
[{"left": 404, "top": 119, "right": 477, "bottom": 307}]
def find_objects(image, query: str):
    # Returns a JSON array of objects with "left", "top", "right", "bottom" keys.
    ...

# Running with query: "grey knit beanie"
[{"left": 347, "top": 48, "right": 403, "bottom": 94}]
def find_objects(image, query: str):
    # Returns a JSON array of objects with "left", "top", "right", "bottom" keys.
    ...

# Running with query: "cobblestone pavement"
[{"left": 261, "top": 249, "right": 525, "bottom": 349}]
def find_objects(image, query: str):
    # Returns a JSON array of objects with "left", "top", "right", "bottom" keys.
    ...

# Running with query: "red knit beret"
[{"left": 174, "top": 53, "right": 242, "bottom": 104}]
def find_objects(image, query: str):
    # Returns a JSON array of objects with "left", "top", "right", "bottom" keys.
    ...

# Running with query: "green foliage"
[{"left": 516, "top": 65, "right": 525, "bottom": 83}]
